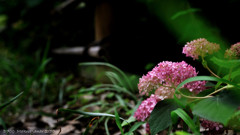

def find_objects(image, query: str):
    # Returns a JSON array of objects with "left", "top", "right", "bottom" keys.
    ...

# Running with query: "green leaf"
[
  {"left": 171, "top": 8, "right": 201, "bottom": 20},
  {"left": 209, "top": 56, "right": 240, "bottom": 69},
  {"left": 196, "top": 88, "right": 214, "bottom": 97},
  {"left": 228, "top": 110, "right": 240, "bottom": 130},
  {"left": 59, "top": 108, "right": 125, "bottom": 120},
  {"left": 115, "top": 94, "right": 126, "bottom": 107},
  {"left": 104, "top": 117, "right": 110, "bottom": 135},
  {"left": 79, "top": 62, "right": 134, "bottom": 91},
  {"left": 27, "top": 58, "right": 52, "bottom": 93},
  {"left": 145, "top": 63, "right": 155, "bottom": 70},
  {"left": 0, "top": 14, "right": 7, "bottom": 30},
  {"left": 223, "top": 68, "right": 240, "bottom": 83},
  {"left": 121, "top": 116, "right": 136, "bottom": 127},
  {"left": 149, "top": 99, "right": 179, "bottom": 135},
  {"left": 174, "top": 88, "right": 193, "bottom": 108},
  {"left": 126, "top": 121, "right": 145, "bottom": 135},
  {"left": 192, "top": 89, "right": 240, "bottom": 125},
  {"left": 174, "top": 131, "right": 192, "bottom": 135},
  {"left": 78, "top": 84, "right": 137, "bottom": 100},
  {"left": 176, "top": 76, "right": 240, "bottom": 92},
  {"left": 171, "top": 108, "right": 179, "bottom": 125},
  {"left": 0, "top": 91, "right": 23, "bottom": 111},
  {"left": 171, "top": 108, "right": 200, "bottom": 135},
  {"left": 205, "top": 81, "right": 216, "bottom": 87},
  {"left": 80, "top": 101, "right": 104, "bottom": 111},
  {"left": 173, "top": 94, "right": 186, "bottom": 109},
  {"left": 0, "top": 117, "right": 6, "bottom": 130},
  {"left": 105, "top": 71, "right": 125, "bottom": 87},
  {"left": 115, "top": 108, "right": 124, "bottom": 135}
]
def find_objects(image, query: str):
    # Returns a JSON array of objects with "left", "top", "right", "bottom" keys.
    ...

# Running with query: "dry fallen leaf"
[
  {"left": 42, "top": 104, "right": 55, "bottom": 113},
  {"left": 59, "top": 125, "right": 75, "bottom": 135},
  {"left": 67, "top": 120, "right": 80, "bottom": 125},
  {"left": 113, "top": 131, "right": 121, "bottom": 135},
  {"left": 41, "top": 116, "right": 57, "bottom": 128}
]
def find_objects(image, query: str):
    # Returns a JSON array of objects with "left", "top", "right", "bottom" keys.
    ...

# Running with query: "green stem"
[
  {"left": 228, "top": 68, "right": 233, "bottom": 81},
  {"left": 202, "top": 58, "right": 220, "bottom": 78},
  {"left": 179, "top": 91, "right": 212, "bottom": 99},
  {"left": 205, "top": 65, "right": 221, "bottom": 78},
  {"left": 206, "top": 85, "right": 229, "bottom": 97},
  {"left": 178, "top": 85, "right": 233, "bottom": 99}
]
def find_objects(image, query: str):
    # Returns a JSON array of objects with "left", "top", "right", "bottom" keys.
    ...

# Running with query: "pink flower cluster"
[
  {"left": 145, "top": 123, "right": 150, "bottom": 134},
  {"left": 201, "top": 119, "right": 223, "bottom": 131},
  {"left": 138, "top": 61, "right": 206, "bottom": 98},
  {"left": 224, "top": 42, "right": 240, "bottom": 59},
  {"left": 183, "top": 38, "right": 220, "bottom": 60},
  {"left": 134, "top": 94, "right": 162, "bottom": 121}
]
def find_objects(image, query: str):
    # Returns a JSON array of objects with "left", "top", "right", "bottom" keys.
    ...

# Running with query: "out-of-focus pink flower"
[
  {"left": 145, "top": 123, "right": 150, "bottom": 134},
  {"left": 183, "top": 38, "right": 220, "bottom": 60},
  {"left": 201, "top": 119, "right": 223, "bottom": 131},
  {"left": 138, "top": 61, "right": 206, "bottom": 98},
  {"left": 134, "top": 94, "right": 162, "bottom": 121},
  {"left": 224, "top": 42, "right": 240, "bottom": 59}
]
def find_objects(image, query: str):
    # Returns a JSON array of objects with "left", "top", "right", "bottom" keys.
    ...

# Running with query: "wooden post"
[{"left": 94, "top": 1, "right": 113, "bottom": 42}]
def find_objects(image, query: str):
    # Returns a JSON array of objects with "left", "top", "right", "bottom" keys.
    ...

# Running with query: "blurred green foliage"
[{"left": 138, "top": 0, "right": 227, "bottom": 51}]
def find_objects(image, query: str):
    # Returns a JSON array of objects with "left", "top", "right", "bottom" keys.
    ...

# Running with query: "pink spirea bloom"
[
  {"left": 183, "top": 38, "right": 220, "bottom": 60},
  {"left": 134, "top": 94, "right": 162, "bottom": 121},
  {"left": 201, "top": 119, "right": 223, "bottom": 131},
  {"left": 138, "top": 61, "right": 206, "bottom": 98},
  {"left": 224, "top": 42, "right": 240, "bottom": 59}
]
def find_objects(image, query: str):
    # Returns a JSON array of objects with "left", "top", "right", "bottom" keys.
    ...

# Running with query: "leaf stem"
[
  {"left": 202, "top": 58, "right": 220, "bottom": 78},
  {"left": 178, "top": 85, "right": 233, "bottom": 99},
  {"left": 204, "top": 65, "right": 221, "bottom": 78},
  {"left": 178, "top": 91, "right": 213, "bottom": 99},
  {"left": 206, "top": 85, "right": 229, "bottom": 96}
]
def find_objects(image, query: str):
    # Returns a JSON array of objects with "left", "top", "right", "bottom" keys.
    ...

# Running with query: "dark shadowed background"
[{"left": 1, "top": 0, "right": 239, "bottom": 75}]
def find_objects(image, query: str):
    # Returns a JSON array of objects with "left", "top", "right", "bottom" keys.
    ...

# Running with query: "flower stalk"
[{"left": 177, "top": 85, "right": 234, "bottom": 99}]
